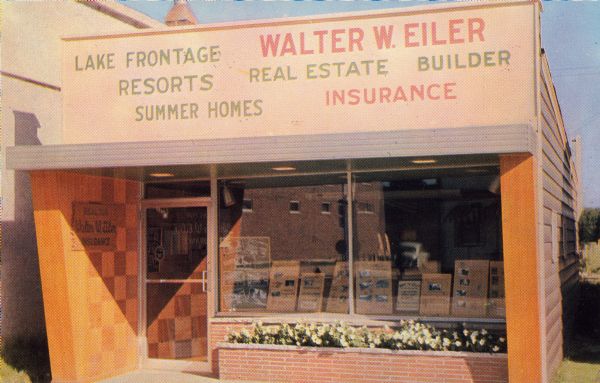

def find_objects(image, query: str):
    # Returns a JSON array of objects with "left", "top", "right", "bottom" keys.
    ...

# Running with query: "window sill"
[{"left": 210, "top": 312, "right": 506, "bottom": 327}]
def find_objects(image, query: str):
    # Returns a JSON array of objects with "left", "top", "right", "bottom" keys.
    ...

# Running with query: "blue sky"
[{"left": 122, "top": 0, "right": 600, "bottom": 208}]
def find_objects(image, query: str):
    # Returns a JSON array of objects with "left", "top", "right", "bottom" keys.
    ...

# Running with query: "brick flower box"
[{"left": 217, "top": 342, "right": 508, "bottom": 383}]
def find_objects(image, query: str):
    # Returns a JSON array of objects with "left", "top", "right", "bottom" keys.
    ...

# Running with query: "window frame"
[
  {"left": 321, "top": 201, "right": 332, "bottom": 215},
  {"left": 289, "top": 200, "right": 301, "bottom": 214},
  {"left": 214, "top": 170, "right": 506, "bottom": 325},
  {"left": 242, "top": 198, "right": 253, "bottom": 213}
]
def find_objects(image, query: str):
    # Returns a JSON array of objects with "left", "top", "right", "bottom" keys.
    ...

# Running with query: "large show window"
[
  {"left": 352, "top": 171, "right": 504, "bottom": 319},
  {"left": 218, "top": 175, "right": 350, "bottom": 313},
  {"left": 217, "top": 168, "right": 505, "bottom": 320}
]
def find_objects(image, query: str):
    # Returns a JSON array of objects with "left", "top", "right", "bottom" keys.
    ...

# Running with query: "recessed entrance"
[{"left": 142, "top": 197, "right": 211, "bottom": 368}]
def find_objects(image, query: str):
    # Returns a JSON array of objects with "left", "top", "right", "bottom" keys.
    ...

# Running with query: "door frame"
[{"left": 139, "top": 197, "right": 214, "bottom": 373}]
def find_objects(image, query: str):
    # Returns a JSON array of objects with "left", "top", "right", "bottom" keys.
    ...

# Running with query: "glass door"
[{"left": 144, "top": 204, "right": 208, "bottom": 361}]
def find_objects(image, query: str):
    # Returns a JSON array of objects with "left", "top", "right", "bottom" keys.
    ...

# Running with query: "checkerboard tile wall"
[
  {"left": 146, "top": 282, "right": 207, "bottom": 360},
  {"left": 31, "top": 171, "right": 142, "bottom": 382},
  {"left": 84, "top": 178, "right": 139, "bottom": 378}
]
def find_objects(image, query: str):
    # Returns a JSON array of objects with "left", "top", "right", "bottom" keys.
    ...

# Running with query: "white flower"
[
  {"left": 493, "top": 346, "right": 500, "bottom": 352},
  {"left": 455, "top": 341, "right": 462, "bottom": 347},
  {"left": 479, "top": 339, "right": 486, "bottom": 346}
]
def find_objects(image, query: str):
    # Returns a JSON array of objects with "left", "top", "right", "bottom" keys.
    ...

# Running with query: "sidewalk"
[{"left": 98, "top": 370, "right": 263, "bottom": 383}]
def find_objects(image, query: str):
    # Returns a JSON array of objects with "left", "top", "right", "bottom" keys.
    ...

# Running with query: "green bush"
[
  {"left": 580, "top": 208, "right": 600, "bottom": 243},
  {"left": 0, "top": 358, "right": 32, "bottom": 383},
  {"left": 227, "top": 320, "right": 507, "bottom": 354}
]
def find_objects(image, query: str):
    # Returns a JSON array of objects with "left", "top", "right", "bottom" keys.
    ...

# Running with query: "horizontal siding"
[
  {"left": 543, "top": 190, "right": 575, "bottom": 221},
  {"left": 542, "top": 139, "right": 575, "bottom": 193},
  {"left": 544, "top": 277, "right": 561, "bottom": 302},
  {"left": 542, "top": 166, "right": 575, "bottom": 204},
  {"left": 545, "top": 303, "right": 562, "bottom": 338},
  {"left": 559, "top": 259, "right": 579, "bottom": 285},
  {"left": 542, "top": 149, "right": 574, "bottom": 193},
  {"left": 547, "top": 335, "right": 564, "bottom": 375},
  {"left": 544, "top": 256, "right": 558, "bottom": 276},
  {"left": 540, "top": 67, "right": 580, "bottom": 383}
]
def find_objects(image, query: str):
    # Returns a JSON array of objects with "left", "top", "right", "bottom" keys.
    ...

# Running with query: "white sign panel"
[{"left": 62, "top": 3, "right": 535, "bottom": 144}]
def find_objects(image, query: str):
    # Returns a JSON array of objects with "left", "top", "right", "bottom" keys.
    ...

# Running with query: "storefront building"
[{"left": 2, "top": 1, "right": 581, "bottom": 382}]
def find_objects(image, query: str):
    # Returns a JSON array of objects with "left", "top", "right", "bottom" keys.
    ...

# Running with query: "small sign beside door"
[{"left": 71, "top": 202, "right": 125, "bottom": 251}]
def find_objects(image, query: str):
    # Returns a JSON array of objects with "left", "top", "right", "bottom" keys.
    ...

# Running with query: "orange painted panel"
[
  {"left": 30, "top": 170, "right": 140, "bottom": 382},
  {"left": 500, "top": 155, "right": 542, "bottom": 383}
]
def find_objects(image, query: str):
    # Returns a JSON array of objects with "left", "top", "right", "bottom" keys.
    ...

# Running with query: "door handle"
[{"left": 201, "top": 270, "right": 208, "bottom": 293}]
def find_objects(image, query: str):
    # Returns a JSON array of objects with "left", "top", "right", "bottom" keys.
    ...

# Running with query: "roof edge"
[{"left": 64, "top": 0, "right": 534, "bottom": 41}]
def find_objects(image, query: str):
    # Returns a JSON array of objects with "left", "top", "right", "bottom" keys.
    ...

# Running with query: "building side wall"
[
  {"left": 1, "top": 1, "right": 149, "bottom": 343},
  {"left": 30, "top": 171, "right": 140, "bottom": 382},
  {"left": 1, "top": 1, "right": 149, "bottom": 86},
  {"left": 539, "top": 66, "right": 579, "bottom": 380}
]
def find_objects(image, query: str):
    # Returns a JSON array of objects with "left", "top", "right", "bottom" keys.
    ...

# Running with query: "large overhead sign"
[{"left": 62, "top": 2, "right": 535, "bottom": 144}]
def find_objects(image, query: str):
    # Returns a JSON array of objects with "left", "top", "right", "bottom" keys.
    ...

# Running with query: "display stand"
[
  {"left": 396, "top": 280, "right": 421, "bottom": 313},
  {"left": 297, "top": 273, "right": 325, "bottom": 312},
  {"left": 451, "top": 260, "right": 490, "bottom": 317},
  {"left": 326, "top": 262, "right": 349, "bottom": 313},
  {"left": 354, "top": 261, "right": 393, "bottom": 314},
  {"left": 267, "top": 260, "right": 301, "bottom": 312},
  {"left": 420, "top": 273, "right": 452, "bottom": 316}
]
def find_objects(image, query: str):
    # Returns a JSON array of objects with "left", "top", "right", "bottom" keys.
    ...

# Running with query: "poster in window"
[
  {"left": 220, "top": 236, "right": 271, "bottom": 269},
  {"left": 420, "top": 273, "right": 452, "bottom": 316},
  {"left": 223, "top": 269, "right": 270, "bottom": 311},
  {"left": 267, "top": 260, "right": 300, "bottom": 312},
  {"left": 219, "top": 236, "right": 271, "bottom": 311},
  {"left": 354, "top": 261, "right": 393, "bottom": 314},
  {"left": 326, "top": 262, "right": 349, "bottom": 313},
  {"left": 451, "top": 260, "right": 489, "bottom": 317},
  {"left": 487, "top": 261, "right": 505, "bottom": 318},
  {"left": 297, "top": 273, "right": 325, "bottom": 312},
  {"left": 396, "top": 280, "right": 421, "bottom": 313}
]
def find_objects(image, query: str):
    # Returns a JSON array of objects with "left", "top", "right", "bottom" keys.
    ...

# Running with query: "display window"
[
  {"left": 352, "top": 170, "right": 504, "bottom": 319},
  {"left": 217, "top": 168, "right": 505, "bottom": 321},
  {"left": 218, "top": 175, "right": 349, "bottom": 314}
]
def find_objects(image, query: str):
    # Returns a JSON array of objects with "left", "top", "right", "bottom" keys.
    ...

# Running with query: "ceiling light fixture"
[
  {"left": 411, "top": 159, "right": 437, "bottom": 164},
  {"left": 149, "top": 172, "right": 175, "bottom": 178},
  {"left": 272, "top": 166, "right": 296, "bottom": 171}
]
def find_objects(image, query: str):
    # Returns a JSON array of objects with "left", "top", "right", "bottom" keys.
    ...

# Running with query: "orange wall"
[
  {"left": 30, "top": 171, "right": 140, "bottom": 382},
  {"left": 500, "top": 155, "right": 543, "bottom": 383}
]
